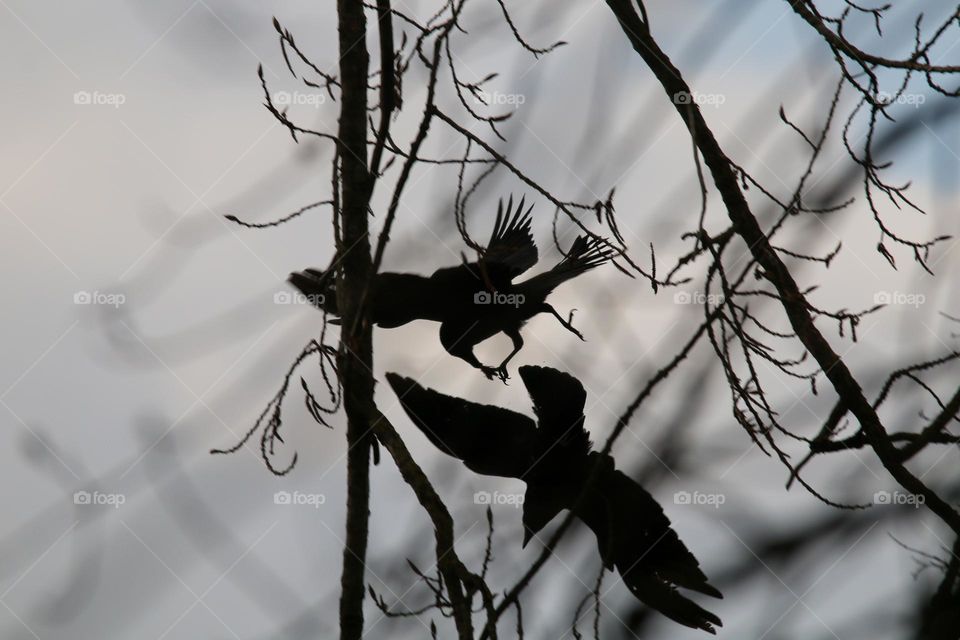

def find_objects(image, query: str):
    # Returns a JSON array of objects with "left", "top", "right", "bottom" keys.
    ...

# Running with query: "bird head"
[{"left": 287, "top": 268, "right": 339, "bottom": 317}]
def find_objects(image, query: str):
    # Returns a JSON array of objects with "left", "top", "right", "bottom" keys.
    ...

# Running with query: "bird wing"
[
  {"left": 479, "top": 196, "right": 538, "bottom": 283},
  {"left": 385, "top": 373, "right": 539, "bottom": 478},
  {"left": 579, "top": 460, "right": 722, "bottom": 633},
  {"left": 518, "top": 366, "right": 591, "bottom": 458}
]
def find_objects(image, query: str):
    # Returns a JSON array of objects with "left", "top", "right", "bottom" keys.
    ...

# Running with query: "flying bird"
[
  {"left": 385, "top": 366, "right": 723, "bottom": 634},
  {"left": 289, "top": 197, "right": 612, "bottom": 381}
]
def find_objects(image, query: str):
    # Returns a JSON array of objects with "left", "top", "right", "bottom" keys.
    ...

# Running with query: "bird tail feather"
[
  {"left": 624, "top": 575, "right": 723, "bottom": 634},
  {"left": 519, "top": 235, "right": 613, "bottom": 296}
]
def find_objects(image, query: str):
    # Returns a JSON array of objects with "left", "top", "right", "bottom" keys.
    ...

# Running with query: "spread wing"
[
  {"left": 385, "top": 373, "right": 538, "bottom": 478},
  {"left": 518, "top": 366, "right": 591, "bottom": 458},
  {"left": 479, "top": 196, "right": 538, "bottom": 283},
  {"left": 579, "top": 459, "right": 722, "bottom": 633}
]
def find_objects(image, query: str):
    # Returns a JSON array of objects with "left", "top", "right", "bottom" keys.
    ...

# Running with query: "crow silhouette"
[
  {"left": 289, "top": 197, "right": 612, "bottom": 381},
  {"left": 384, "top": 366, "right": 723, "bottom": 634}
]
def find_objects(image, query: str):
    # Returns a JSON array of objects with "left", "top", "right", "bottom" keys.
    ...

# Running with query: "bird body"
[
  {"left": 289, "top": 197, "right": 612, "bottom": 380},
  {"left": 385, "top": 366, "right": 723, "bottom": 634}
]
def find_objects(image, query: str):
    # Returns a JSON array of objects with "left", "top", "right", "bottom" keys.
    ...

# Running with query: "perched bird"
[
  {"left": 289, "top": 197, "right": 612, "bottom": 381},
  {"left": 385, "top": 366, "right": 723, "bottom": 634}
]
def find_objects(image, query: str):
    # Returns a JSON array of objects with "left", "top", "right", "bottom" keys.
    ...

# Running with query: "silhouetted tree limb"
[
  {"left": 601, "top": 0, "right": 960, "bottom": 536},
  {"left": 369, "top": 409, "right": 479, "bottom": 638},
  {"left": 789, "top": 1, "right": 960, "bottom": 74},
  {"left": 335, "top": 1, "right": 377, "bottom": 638}
]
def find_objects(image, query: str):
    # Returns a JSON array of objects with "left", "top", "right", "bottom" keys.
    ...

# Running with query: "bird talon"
[
  {"left": 481, "top": 364, "right": 510, "bottom": 382},
  {"left": 567, "top": 309, "right": 585, "bottom": 340}
]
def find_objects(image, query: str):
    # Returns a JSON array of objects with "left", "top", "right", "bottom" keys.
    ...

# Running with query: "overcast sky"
[{"left": 2, "top": 1, "right": 959, "bottom": 638}]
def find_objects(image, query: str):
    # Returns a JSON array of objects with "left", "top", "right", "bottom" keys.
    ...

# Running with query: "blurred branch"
[
  {"left": 790, "top": 2, "right": 960, "bottom": 74},
  {"left": 918, "top": 534, "right": 960, "bottom": 639}
]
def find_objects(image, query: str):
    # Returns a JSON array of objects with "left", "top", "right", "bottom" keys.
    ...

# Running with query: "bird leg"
[
  {"left": 480, "top": 363, "right": 510, "bottom": 384},
  {"left": 440, "top": 322, "right": 512, "bottom": 383},
  {"left": 478, "top": 329, "right": 524, "bottom": 383},
  {"left": 491, "top": 328, "right": 524, "bottom": 380},
  {"left": 452, "top": 343, "right": 509, "bottom": 383},
  {"left": 541, "top": 303, "right": 585, "bottom": 340}
]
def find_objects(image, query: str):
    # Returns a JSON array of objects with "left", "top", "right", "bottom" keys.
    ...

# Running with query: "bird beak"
[{"left": 521, "top": 529, "right": 532, "bottom": 548}]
